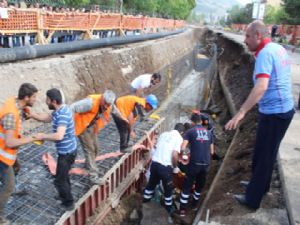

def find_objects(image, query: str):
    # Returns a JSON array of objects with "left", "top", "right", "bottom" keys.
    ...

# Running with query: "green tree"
[
  {"left": 264, "top": 5, "right": 289, "bottom": 24},
  {"left": 282, "top": 0, "right": 300, "bottom": 24},
  {"left": 227, "top": 4, "right": 253, "bottom": 24}
]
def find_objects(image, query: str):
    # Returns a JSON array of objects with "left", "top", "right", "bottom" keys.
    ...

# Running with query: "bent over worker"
[
  {"left": 70, "top": 90, "right": 116, "bottom": 183},
  {"left": 130, "top": 73, "right": 161, "bottom": 97},
  {"left": 178, "top": 113, "right": 214, "bottom": 217},
  {"left": 143, "top": 123, "right": 185, "bottom": 218},
  {"left": 112, "top": 95, "right": 158, "bottom": 152},
  {"left": 29, "top": 88, "right": 77, "bottom": 211},
  {"left": 225, "top": 20, "right": 294, "bottom": 209}
]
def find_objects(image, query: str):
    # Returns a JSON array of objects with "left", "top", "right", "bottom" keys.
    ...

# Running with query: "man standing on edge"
[
  {"left": 29, "top": 88, "right": 77, "bottom": 211},
  {"left": 225, "top": 20, "right": 295, "bottom": 209},
  {"left": 130, "top": 73, "right": 161, "bottom": 97},
  {"left": 70, "top": 90, "right": 116, "bottom": 184},
  {"left": 0, "top": 83, "right": 39, "bottom": 224},
  {"left": 143, "top": 123, "right": 185, "bottom": 223},
  {"left": 178, "top": 113, "right": 214, "bottom": 217}
]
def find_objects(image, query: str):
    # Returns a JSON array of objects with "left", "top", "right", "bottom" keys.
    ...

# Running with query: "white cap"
[{"left": 103, "top": 90, "right": 116, "bottom": 105}]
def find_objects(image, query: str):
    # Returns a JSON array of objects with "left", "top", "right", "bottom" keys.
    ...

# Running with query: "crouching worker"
[
  {"left": 178, "top": 113, "right": 214, "bottom": 217},
  {"left": 112, "top": 95, "right": 158, "bottom": 153},
  {"left": 29, "top": 88, "right": 77, "bottom": 211},
  {"left": 143, "top": 123, "right": 185, "bottom": 219},
  {"left": 71, "top": 90, "right": 116, "bottom": 184}
]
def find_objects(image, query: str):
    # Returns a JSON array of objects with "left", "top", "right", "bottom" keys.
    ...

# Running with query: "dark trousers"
[
  {"left": 0, "top": 162, "right": 15, "bottom": 217},
  {"left": 246, "top": 110, "right": 294, "bottom": 209},
  {"left": 143, "top": 162, "right": 174, "bottom": 214},
  {"left": 112, "top": 114, "right": 130, "bottom": 151},
  {"left": 54, "top": 152, "right": 76, "bottom": 206},
  {"left": 180, "top": 163, "right": 208, "bottom": 210}
]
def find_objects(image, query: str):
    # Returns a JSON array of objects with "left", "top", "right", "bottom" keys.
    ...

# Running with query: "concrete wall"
[{"left": 0, "top": 28, "right": 202, "bottom": 129}]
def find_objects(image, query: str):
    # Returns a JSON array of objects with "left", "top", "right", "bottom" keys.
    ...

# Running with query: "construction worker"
[
  {"left": 177, "top": 113, "right": 214, "bottom": 217},
  {"left": 112, "top": 94, "right": 158, "bottom": 153},
  {"left": 143, "top": 123, "right": 185, "bottom": 222},
  {"left": 130, "top": 73, "right": 161, "bottom": 97},
  {"left": 29, "top": 88, "right": 77, "bottom": 211},
  {"left": 70, "top": 90, "right": 116, "bottom": 183},
  {"left": 0, "top": 83, "right": 39, "bottom": 224}
]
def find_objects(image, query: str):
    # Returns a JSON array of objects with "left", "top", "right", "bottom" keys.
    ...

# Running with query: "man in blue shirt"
[
  {"left": 225, "top": 20, "right": 295, "bottom": 209},
  {"left": 30, "top": 88, "right": 77, "bottom": 211},
  {"left": 178, "top": 113, "right": 214, "bottom": 217}
]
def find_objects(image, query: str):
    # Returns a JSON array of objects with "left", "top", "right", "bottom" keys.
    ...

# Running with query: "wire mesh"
[{"left": 3, "top": 118, "right": 159, "bottom": 225}]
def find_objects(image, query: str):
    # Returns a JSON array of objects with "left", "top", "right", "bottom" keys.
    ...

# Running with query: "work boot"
[{"left": 61, "top": 202, "right": 75, "bottom": 211}]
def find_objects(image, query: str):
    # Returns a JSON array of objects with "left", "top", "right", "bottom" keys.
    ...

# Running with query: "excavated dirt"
[{"left": 199, "top": 30, "right": 286, "bottom": 224}]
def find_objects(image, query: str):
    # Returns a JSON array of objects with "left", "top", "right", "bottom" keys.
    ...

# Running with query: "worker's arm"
[
  {"left": 27, "top": 111, "right": 52, "bottom": 123},
  {"left": 210, "top": 143, "right": 214, "bottom": 156},
  {"left": 225, "top": 78, "right": 269, "bottom": 130},
  {"left": 172, "top": 150, "right": 179, "bottom": 168},
  {"left": 5, "top": 130, "right": 36, "bottom": 148},
  {"left": 33, "top": 126, "right": 66, "bottom": 141},
  {"left": 70, "top": 98, "right": 93, "bottom": 113},
  {"left": 135, "top": 88, "right": 144, "bottom": 97},
  {"left": 181, "top": 140, "right": 189, "bottom": 153},
  {"left": 128, "top": 113, "right": 136, "bottom": 138}
]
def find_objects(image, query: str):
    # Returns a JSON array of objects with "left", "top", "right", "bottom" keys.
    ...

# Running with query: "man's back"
[{"left": 152, "top": 130, "right": 183, "bottom": 166}]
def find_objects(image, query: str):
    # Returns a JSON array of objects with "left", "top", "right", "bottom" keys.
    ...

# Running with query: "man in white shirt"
[
  {"left": 143, "top": 123, "right": 184, "bottom": 216},
  {"left": 130, "top": 73, "right": 161, "bottom": 97}
]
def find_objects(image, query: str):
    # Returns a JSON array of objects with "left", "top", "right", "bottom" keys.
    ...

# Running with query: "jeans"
[
  {"left": 78, "top": 125, "right": 100, "bottom": 175},
  {"left": 54, "top": 152, "right": 76, "bottom": 206},
  {"left": 0, "top": 161, "right": 15, "bottom": 217},
  {"left": 112, "top": 114, "right": 130, "bottom": 151}
]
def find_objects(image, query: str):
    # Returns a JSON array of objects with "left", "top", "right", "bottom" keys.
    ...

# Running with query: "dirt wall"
[{"left": 0, "top": 29, "right": 202, "bottom": 129}]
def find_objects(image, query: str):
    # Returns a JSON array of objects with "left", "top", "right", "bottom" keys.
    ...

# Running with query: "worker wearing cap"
[
  {"left": 143, "top": 123, "right": 185, "bottom": 219},
  {"left": 70, "top": 90, "right": 116, "bottom": 184},
  {"left": 112, "top": 94, "right": 158, "bottom": 152},
  {"left": 178, "top": 113, "right": 214, "bottom": 217},
  {"left": 130, "top": 73, "right": 161, "bottom": 97},
  {"left": 0, "top": 83, "right": 40, "bottom": 224}
]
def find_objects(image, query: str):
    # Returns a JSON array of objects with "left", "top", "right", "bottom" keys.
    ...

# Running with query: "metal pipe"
[{"left": 0, "top": 29, "right": 185, "bottom": 63}]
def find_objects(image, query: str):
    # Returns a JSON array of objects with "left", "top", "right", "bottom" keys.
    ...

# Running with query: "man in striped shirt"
[{"left": 29, "top": 88, "right": 77, "bottom": 211}]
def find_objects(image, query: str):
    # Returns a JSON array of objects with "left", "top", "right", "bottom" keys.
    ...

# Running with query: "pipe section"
[{"left": 0, "top": 29, "right": 185, "bottom": 63}]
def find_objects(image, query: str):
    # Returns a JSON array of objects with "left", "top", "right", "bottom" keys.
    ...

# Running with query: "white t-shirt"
[
  {"left": 131, "top": 74, "right": 152, "bottom": 89},
  {"left": 152, "top": 130, "right": 183, "bottom": 167}
]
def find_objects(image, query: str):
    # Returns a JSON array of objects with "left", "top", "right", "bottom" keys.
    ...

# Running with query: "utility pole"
[{"left": 120, "top": 0, "right": 123, "bottom": 14}]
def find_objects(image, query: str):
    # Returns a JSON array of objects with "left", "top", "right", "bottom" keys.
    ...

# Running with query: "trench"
[
  {"left": 1, "top": 28, "right": 288, "bottom": 225},
  {"left": 101, "top": 30, "right": 288, "bottom": 225}
]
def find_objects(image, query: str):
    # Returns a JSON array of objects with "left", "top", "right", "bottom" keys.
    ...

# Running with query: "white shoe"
[{"left": 167, "top": 216, "right": 173, "bottom": 224}]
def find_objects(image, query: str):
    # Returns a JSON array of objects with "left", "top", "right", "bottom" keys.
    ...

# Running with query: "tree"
[
  {"left": 282, "top": 0, "right": 300, "bottom": 24},
  {"left": 264, "top": 5, "right": 289, "bottom": 24},
  {"left": 227, "top": 4, "right": 253, "bottom": 25}
]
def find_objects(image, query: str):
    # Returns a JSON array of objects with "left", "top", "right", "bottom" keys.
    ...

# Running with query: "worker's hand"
[
  {"left": 32, "top": 133, "right": 45, "bottom": 140},
  {"left": 225, "top": 110, "right": 245, "bottom": 130},
  {"left": 130, "top": 131, "right": 137, "bottom": 139}
]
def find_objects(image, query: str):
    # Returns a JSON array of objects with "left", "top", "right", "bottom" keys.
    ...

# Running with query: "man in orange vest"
[
  {"left": 0, "top": 83, "right": 39, "bottom": 224},
  {"left": 70, "top": 90, "right": 116, "bottom": 183},
  {"left": 112, "top": 94, "right": 158, "bottom": 153}
]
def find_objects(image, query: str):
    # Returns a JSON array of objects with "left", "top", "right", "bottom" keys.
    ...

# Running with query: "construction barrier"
[{"left": 0, "top": 8, "right": 185, "bottom": 44}]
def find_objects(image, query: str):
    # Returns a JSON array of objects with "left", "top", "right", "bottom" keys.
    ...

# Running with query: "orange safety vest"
[
  {"left": 74, "top": 94, "right": 111, "bottom": 136},
  {"left": 115, "top": 95, "right": 146, "bottom": 119},
  {"left": 0, "top": 97, "right": 21, "bottom": 166}
]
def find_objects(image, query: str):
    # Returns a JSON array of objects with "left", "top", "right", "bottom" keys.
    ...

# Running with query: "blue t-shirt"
[
  {"left": 254, "top": 42, "right": 293, "bottom": 114},
  {"left": 52, "top": 105, "right": 77, "bottom": 154},
  {"left": 184, "top": 125, "right": 213, "bottom": 165}
]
